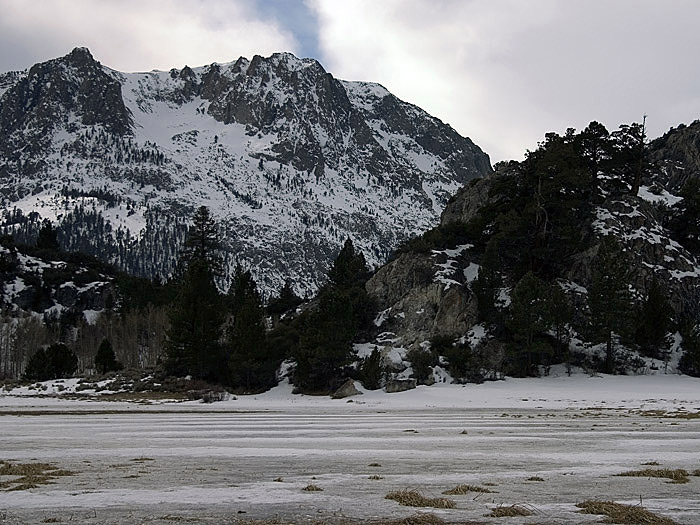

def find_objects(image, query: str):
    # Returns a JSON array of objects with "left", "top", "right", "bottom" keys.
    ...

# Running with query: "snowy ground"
[{"left": 1, "top": 372, "right": 700, "bottom": 524}]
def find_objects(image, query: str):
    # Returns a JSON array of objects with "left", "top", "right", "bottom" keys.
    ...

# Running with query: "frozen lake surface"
[{"left": 1, "top": 374, "right": 700, "bottom": 523}]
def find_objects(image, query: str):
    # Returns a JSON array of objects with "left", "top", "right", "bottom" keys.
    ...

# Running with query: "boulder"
[
  {"left": 384, "top": 378, "right": 417, "bottom": 393},
  {"left": 331, "top": 379, "right": 362, "bottom": 399}
]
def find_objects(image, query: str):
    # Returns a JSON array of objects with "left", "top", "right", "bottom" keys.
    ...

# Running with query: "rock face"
[
  {"left": 650, "top": 120, "right": 700, "bottom": 190},
  {"left": 0, "top": 48, "right": 492, "bottom": 294}
]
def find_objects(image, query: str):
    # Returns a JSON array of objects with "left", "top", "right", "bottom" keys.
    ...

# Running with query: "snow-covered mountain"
[{"left": 0, "top": 47, "right": 491, "bottom": 293}]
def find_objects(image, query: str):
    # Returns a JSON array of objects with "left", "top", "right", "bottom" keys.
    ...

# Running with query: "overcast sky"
[{"left": 2, "top": 0, "right": 699, "bottom": 162}]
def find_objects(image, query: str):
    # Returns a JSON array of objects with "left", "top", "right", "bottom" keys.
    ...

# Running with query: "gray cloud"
[
  {"left": 310, "top": 0, "right": 700, "bottom": 161},
  {"left": 3, "top": 0, "right": 700, "bottom": 162},
  {"left": 0, "top": 0, "right": 299, "bottom": 72}
]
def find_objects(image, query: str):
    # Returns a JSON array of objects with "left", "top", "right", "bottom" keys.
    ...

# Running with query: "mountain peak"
[{"left": 0, "top": 49, "right": 491, "bottom": 293}]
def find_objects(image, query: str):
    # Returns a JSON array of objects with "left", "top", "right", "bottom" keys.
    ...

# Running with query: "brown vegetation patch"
[
  {"left": 130, "top": 457, "right": 155, "bottom": 462},
  {"left": 576, "top": 500, "right": 678, "bottom": 524},
  {"left": 375, "top": 514, "right": 446, "bottom": 525},
  {"left": 302, "top": 484, "right": 323, "bottom": 492},
  {"left": 525, "top": 476, "right": 544, "bottom": 482},
  {"left": 442, "top": 484, "right": 494, "bottom": 495},
  {"left": 616, "top": 468, "right": 689, "bottom": 484},
  {"left": 487, "top": 505, "right": 533, "bottom": 517},
  {"left": 0, "top": 461, "right": 75, "bottom": 491},
  {"left": 385, "top": 490, "right": 455, "bottom": 509},
  {"left": 641, "top": 461, "right": 660, "bottom": 466},
  {"left": 368, "top": 475, "right": 384, "bottom": 480}
]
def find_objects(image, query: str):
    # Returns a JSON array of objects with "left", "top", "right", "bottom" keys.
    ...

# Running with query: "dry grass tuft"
[
  {"left": 482, "top": 482, "right": 497, "bottom": 487},
  {"left": 273, "top": 477, "right": 284, "bottom": 482},
  {"left": 442, "top": 484, "right": 494, "bottom": 495},
  {"left": 577, "top": 500, "right": 678, "bottom": 524},
  {"left": 691, "top": 469, "right": 700, "bottom": 477},
  {"left": 487, "top": 504, "right": 533, "bottom": 517},
  {"left": 130, "top": 457, "right": 155, "bottom": 462},
  {"left": 0, "top": 462, "right": 55, "bottom": 476},
  {"left": 376, "top": 513, "right": 446, "bottom": 525},
  {"left": 368, "top": 462, "right": 382, "bottom": 467},
  {"left": 526, "top": 476, "right": 544, "bottom": 482},
  {"left": 385, "top": 490, "right": 455, "bottom": 509},
  {"left": 302, "top": 484, "right": 323, "bottom": 492},
  {"left": 616, "top": 468, "right": 689, "bottom": 484},
  {"left": 641, "top": 461, "right": 660, "bottom": 466},
  {"left": 368, "top": 474, "right": 384, "bottom": 480},
  {"left": 0, "top": 461, "right": 75, "bottom": 491},
  {"left": 41, "top": 519, "right": 62, "bottom": 523}
]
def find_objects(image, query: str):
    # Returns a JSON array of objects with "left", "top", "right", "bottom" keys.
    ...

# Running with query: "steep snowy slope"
[{"left": 0, "top": 48, "right": 491, "bottom": 293}]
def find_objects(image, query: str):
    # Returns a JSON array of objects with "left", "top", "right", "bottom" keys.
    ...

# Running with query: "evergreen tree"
[
  {"left": 164, "top": 207, "right": 225, "bottom": 381},
  {"left": 406, "top": 347, "right": 437, "bottom": 384},
  {"left": 23, "top": 343, "right": 78, "bottom": 381},
  {"left": 634, "top": 277, "right": 673, "bottom": 359},
  {"left": 679, "top": 320, "right": 700, "bottom": 377},
  {"left": 267, "top": 281, "right": 303, "bottom": 317},
  {"left": 472, "top": 238, "right": 502, "bottom": 325},
  {"left": 291, "top": 239, "right": 375, "bottom": 392},
  {"left": 94, "top": 338, "right": 121, "bottom": 374},
  {"left": 588, "top": 237, "right": 633, "bottom": 373},
  {"left": 360, "top": 348, "right": 385, "bottom": 390},
  {"left": 507, "top": 272, "right": 554, "bottom": 376},
  {"left": 293, "top": 287, "right": 354, "bottom": 392},
  {"left": 165, "top": 259, "right": 225, "bottom": 380},
  {"left": 227, "top": 267, "right": 275, "bottom": 391},
  {"left": 668, "top": 178, "right": 700, "bottom": 252},
  {"left": 182, "top": 206, "right": 222, "bottom": 274},
  {"left": 548, "top": 283, "right": 572, "bottom": 360},
  {"left": 36, "top": 219, "right": 60, "bottom": 252},
  {"left": 575, "top": 121, "right": 611, "bottom": 201},
  {"left": 328, "top": 238, "right": 370, "bottom": 289}
]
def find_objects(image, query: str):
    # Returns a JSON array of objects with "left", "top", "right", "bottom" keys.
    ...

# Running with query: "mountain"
[
  {"left": 0, "top": 47, "right": 491, "bottom": 294},
  {"left": 365, "top": 123, "right": 700, "bottom": 378}
]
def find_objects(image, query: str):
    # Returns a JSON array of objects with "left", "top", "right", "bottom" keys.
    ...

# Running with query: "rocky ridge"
[{"left": 0, "top": 48, "right": 491, "bottom": 294}]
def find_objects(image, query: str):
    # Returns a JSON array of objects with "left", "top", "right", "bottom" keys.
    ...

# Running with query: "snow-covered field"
[{"left": 2, "top": 373, "right": 700, "bottom": 524}]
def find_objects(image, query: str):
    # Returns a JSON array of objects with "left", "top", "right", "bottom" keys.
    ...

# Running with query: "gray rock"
[
  {"left": 384, "top": 378, "right": 417, "bottom": 393},
  {"left": 330, "top": 379, "right": 362, "bottom": 399}
]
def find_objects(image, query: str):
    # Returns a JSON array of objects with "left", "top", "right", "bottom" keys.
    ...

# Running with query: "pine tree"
[
  {"left": 164, "top": 208, "right": 225, "bottom": 381},
  {"left": 227, "top": 267, "right": 274, "bottom": 391},
  {"left": 360, "top": 348, "right": 385, "bottom": 390},
  {"left": 267, "top": 281, "right": 302, "bottom": 317},
  {"left": 165, "top": 260, "right": 225, "bottom": 380},
  {"left": 472, "top": 238, "right": 502, "bottom": 324},
  {"left": 94, "top": 338, "right": 121, "bottom": 374},
  {"left": 182, "top": 206, "right": 221, "bottom": 274},
  {"left": 589, "top": 237, "right": 633, "bottom": 373},
  {"left": 328, "top": 238, "right": 370, "bottom": 289},
  {"left": 36, "top": 219, "right": 60, "bottom": 252},
  {"left": 293, "top": 287, "right": 354, "bottom": 392},
  {"left": 635, "top": 277, "right": 673, "bottom": 359},
  {"left": 507, "top": 272, "right": 554, "bottom": 376},
  {"left": 679, "top": 320, "right": 700, "bottom": 377}
]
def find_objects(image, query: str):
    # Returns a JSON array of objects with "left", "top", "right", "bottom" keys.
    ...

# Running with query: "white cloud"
[
  {"left": 309, "top": 0, "right": 700, "bottom": 162},
  {"left": 0, "top": 0, "right": 298, "bottom": 72}
]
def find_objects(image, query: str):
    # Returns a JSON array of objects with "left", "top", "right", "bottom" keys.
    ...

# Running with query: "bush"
[
  {"left": 406, "top": 347, "right": 437, "bottom": 384},
  {"left": 24, "top": 343, "right": 78, "bottom": 381},
  {"left": 360, "top": 348, "right": 385, "bottom": 390}
]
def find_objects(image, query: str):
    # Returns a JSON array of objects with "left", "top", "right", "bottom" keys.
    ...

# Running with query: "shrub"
[
  {"left": 360, "top": 348, "right": 385, "bottom": 390},
  {"left": 23, "top": 343, "right": 78, "bottom": 381},
  {"left": 406, "top": 347, "right": 437, "bottom": 384}
]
